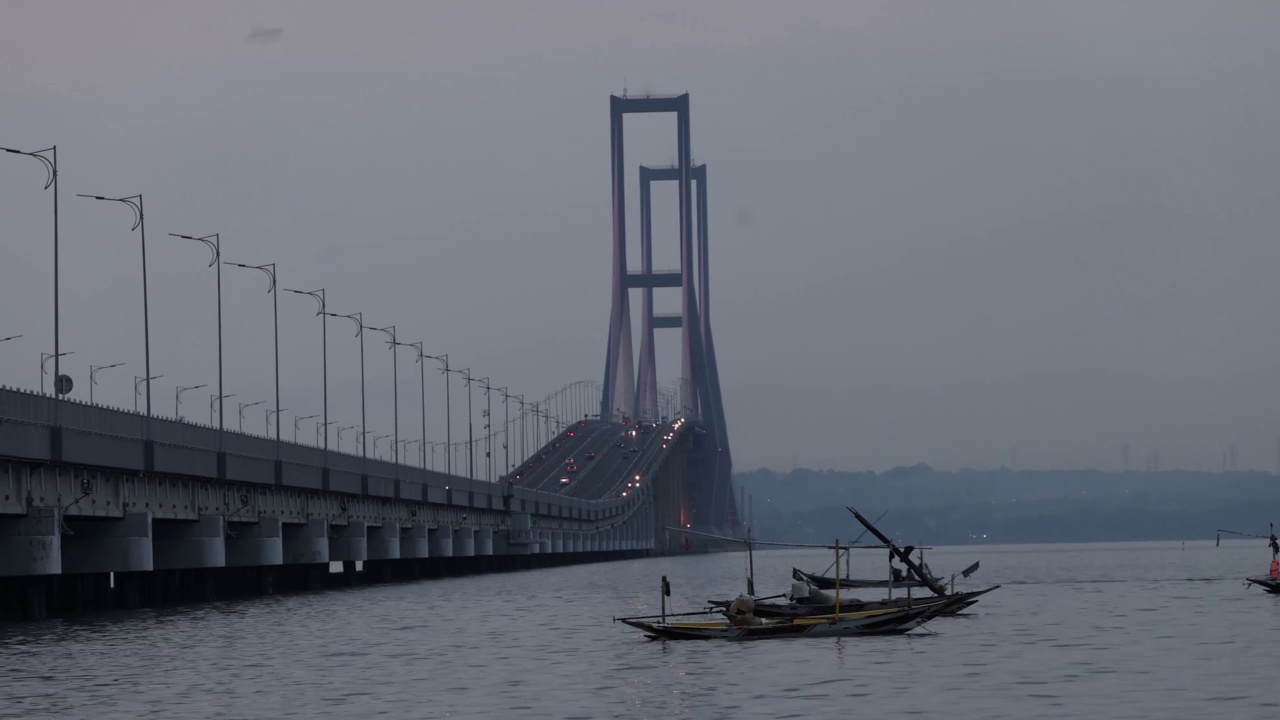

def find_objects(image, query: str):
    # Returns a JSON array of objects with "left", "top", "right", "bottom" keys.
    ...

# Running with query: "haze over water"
[{"left": 1, "top": 540, "right": 1274, "bottom": 719}]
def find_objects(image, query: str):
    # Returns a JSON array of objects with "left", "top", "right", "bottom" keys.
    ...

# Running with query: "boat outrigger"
[
  {"left": 619, "top": 600, "right": 946, "bottom": 641},
  {"left": 708, "top": 585, "right": 998, "bottom": 619}
]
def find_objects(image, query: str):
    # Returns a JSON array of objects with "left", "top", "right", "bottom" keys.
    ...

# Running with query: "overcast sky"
[{"left": 3, "top": 1, "right": 1280, "bottom": 473}]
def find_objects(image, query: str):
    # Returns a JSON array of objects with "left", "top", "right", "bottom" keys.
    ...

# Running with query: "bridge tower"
[{"left": 599, "top": 93, "right": 734, "bottom": 532}]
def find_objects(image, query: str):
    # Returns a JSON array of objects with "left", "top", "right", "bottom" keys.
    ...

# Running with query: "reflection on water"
[{"left": 1, "top": 540, "right": 1277, "bottom": 719}]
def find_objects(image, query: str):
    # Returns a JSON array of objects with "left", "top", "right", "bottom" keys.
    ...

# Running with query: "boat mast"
[{"left": 833, "top": 538, "right": 841, "bottom": 617}]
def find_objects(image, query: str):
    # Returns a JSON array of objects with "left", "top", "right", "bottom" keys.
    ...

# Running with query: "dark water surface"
[{"left": 2, "top": 540, "right": 1278, "bottom": 719}]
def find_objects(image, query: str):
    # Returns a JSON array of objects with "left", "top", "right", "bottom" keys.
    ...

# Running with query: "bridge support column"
[
  {"left": 474, "top": 528, "right": 493, "bottom": 556},
  {"left": 551, "top": 532, "right": 563, "bottom": 553},
  {"left": 368, "top": 523, "right": 400, "bottom": 561},
  {"left": 62, "top": 512, "right": 153, "bottom": 574},
  {"left": 452, "top": 528, "right": 475, "bottom": 557},
  {"left": 226, "top": 518, "right": 284, "bottom": 567},
  {"left": 492, "top": 529, "right": 512, "bottom": 556},
  {"left": 401, "top": 525, "right": 429, "bottom": 559},
  {"left": 0, "top": 507, "right": 61, "bottom": 576},
  {"left": 153, "top": 515, "right": 226, "bottom": 570},
  {"left": 329, "top": 521, "right": 367, "bottom": 562},
  {"left": 429, "top": 527, "right": 453, "bottom": 558},
  {"left": 283, "top": 519, "right": 329, "bottom": 564},
  {"left": 538, "top": 532, "right": 551, "bottom": 555}
]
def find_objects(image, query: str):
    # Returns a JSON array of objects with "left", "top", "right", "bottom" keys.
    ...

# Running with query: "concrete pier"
[
  {"left": 62, "top": 512, "right": 153, "bottom": 574},
  {"left": 0, "top": 508, "right": 60, "bottom": 577},
  {"left": 429, "top": 527, "right": 453, "bottom": 558},
  {"left": 400, "top": 525, "right": 429, "bottom": 559},
  {"left": 330, "top": 521, "right": 368, "bottom": 562},
  {"left": 452, "top": 527, "right": 475, "bottom": 557},
  {"left": 367, "top": 523, "right": 400, "bottom": 561},
  {"left": 153, "top": 516, "right": 226, "bottom": 570},
  {"left": 474, "top": 528, "right": 494, "bottom": 556},
  {"left": 283, "top": 519, "right": 329, "bottom": 565},
  {"left": 226, "top": 518, "right": 284, "bottom": 567}
]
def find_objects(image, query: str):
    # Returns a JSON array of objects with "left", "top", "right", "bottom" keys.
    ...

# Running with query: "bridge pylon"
[{"left": 598, "top": 93, "right": 734, "bottom": 533}]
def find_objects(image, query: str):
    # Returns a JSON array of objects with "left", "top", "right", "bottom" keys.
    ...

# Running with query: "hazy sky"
[{"left": 3, "top": 1, "right": 1280, "bottom": 473}]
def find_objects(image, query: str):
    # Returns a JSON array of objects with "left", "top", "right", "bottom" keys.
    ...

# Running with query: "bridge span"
[{"left": 0, "top": 386, "right": 705, "bottom": 620}]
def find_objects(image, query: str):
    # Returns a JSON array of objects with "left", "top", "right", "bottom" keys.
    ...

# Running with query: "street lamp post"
[
  {"left": 175, "top": 383, "right": 207, "bottom": 420},
  {"left": 2, "top": 146, "right": 60, "bottom": 440},
  {"left": 338, "top": 424, "right": 358, "bottom": 453},
  {"left": 369, "top": 325, "right": 398, "bottom": 464},
  {"left": 496, "top": 387, "right": 511, "bottom": 474},
  {"left": 79, "top": 194, "right": 151, "bottom": 424},
  {"left": 40, "top": 351, "right": 73, "bottom": 394},
  {"left": 239, "top": 400, "right": 266, "bottom": 433},
  {"left": 226, "top": 261, "right": 279, "bottom": 443},
  {"left": 325, "top": 312, "right": 365, "bottom": 460},
  {"left": 514, "top": 394, "right": 527, "bottom": 464},
  {"left": 478, "top": 378, "right": 493, "bottom": 482},
  {"left": 316, "top": 420, "right": 334, "bottom": 446},
  {"left": 284, "top": 288, "right": 328, "bottom": 451},
  {"left": 136, "top": 375, "right": 163, "bottom": 413},
  {"left": 426, "top": 354, "right": 451, "bottom": 475},
  {"left": 294, "top": 414, "right": 319, "bottom": 444},
  {"left": 266, "top": 407, "right": 287, "bottom": 435},
  {"left": 89, "top": 362, "right": 124, "bottom": 405},
  {"left": 459, "top": 369, "right": 475, "bottom": 480},
  {"left": 168, "top": 232, "right": 223, "bottom": 438},
  {"left": 210, "top": 393, "right": 235, "bottom": 425},
  {"left": 391, "top": 341, "right": 428, "bottom": 468},
  {"left": 530, "top": 401, "right": 540, "bottom": 449},
  {"left": 373, "top": 434, "right": 393, "bottom": 461}
]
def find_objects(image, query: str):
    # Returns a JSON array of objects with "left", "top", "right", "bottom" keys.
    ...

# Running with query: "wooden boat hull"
[
  {"left": 709, "top": 586, "right": 999, "bottom": 619},
  {"left": 1246, "top": 576, "right": 1280, "bottom": 594},
  {"left": 792, "top": 567, "right": 941, "bottom": 590},
  {"left": 620, "top": 603, "right": 941, "bottom": 641}
]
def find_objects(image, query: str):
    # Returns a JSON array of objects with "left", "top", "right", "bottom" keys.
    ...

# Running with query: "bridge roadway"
[
  {"left": 0, "top": 386, "right": 696, "bottom": 620},
  {"left": 512, "top": 419, "right": 679, "bottom": 500}
]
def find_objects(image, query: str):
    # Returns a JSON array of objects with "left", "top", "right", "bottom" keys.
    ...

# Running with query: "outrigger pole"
[
  {"left": 1217, "top": 523, "right": 1278, "bottom": 549},
  {"left": 846, "top": 505, "right": 949, "bottom": 597},
  {"left": 819, "top": 508, "right": 890, "bottom": 577}
]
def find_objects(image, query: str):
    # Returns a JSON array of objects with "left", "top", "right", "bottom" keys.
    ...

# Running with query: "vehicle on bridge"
[{"left": 558, "top": 476, "right": 571, "bottom": 485}]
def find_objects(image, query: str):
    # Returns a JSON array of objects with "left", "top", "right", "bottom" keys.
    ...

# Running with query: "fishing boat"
[
  {"left": 1218, "top": 524, "right": 1280, "bottom": 594},
  {"left": 619, "top": 601, "right": 942, "bottom": 641},
  {"left": 617, "top": 526, "right": 953, "bottom": 641}
]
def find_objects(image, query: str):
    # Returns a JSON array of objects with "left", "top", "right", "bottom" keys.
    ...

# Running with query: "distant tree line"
[{"left": 731, "top": 466, "right": 1280, "bottom": 545}]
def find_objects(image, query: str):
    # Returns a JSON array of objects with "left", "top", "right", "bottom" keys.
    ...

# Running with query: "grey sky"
[{"left": 3, "top": 1, "right": 1279, "bottom": 472}]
